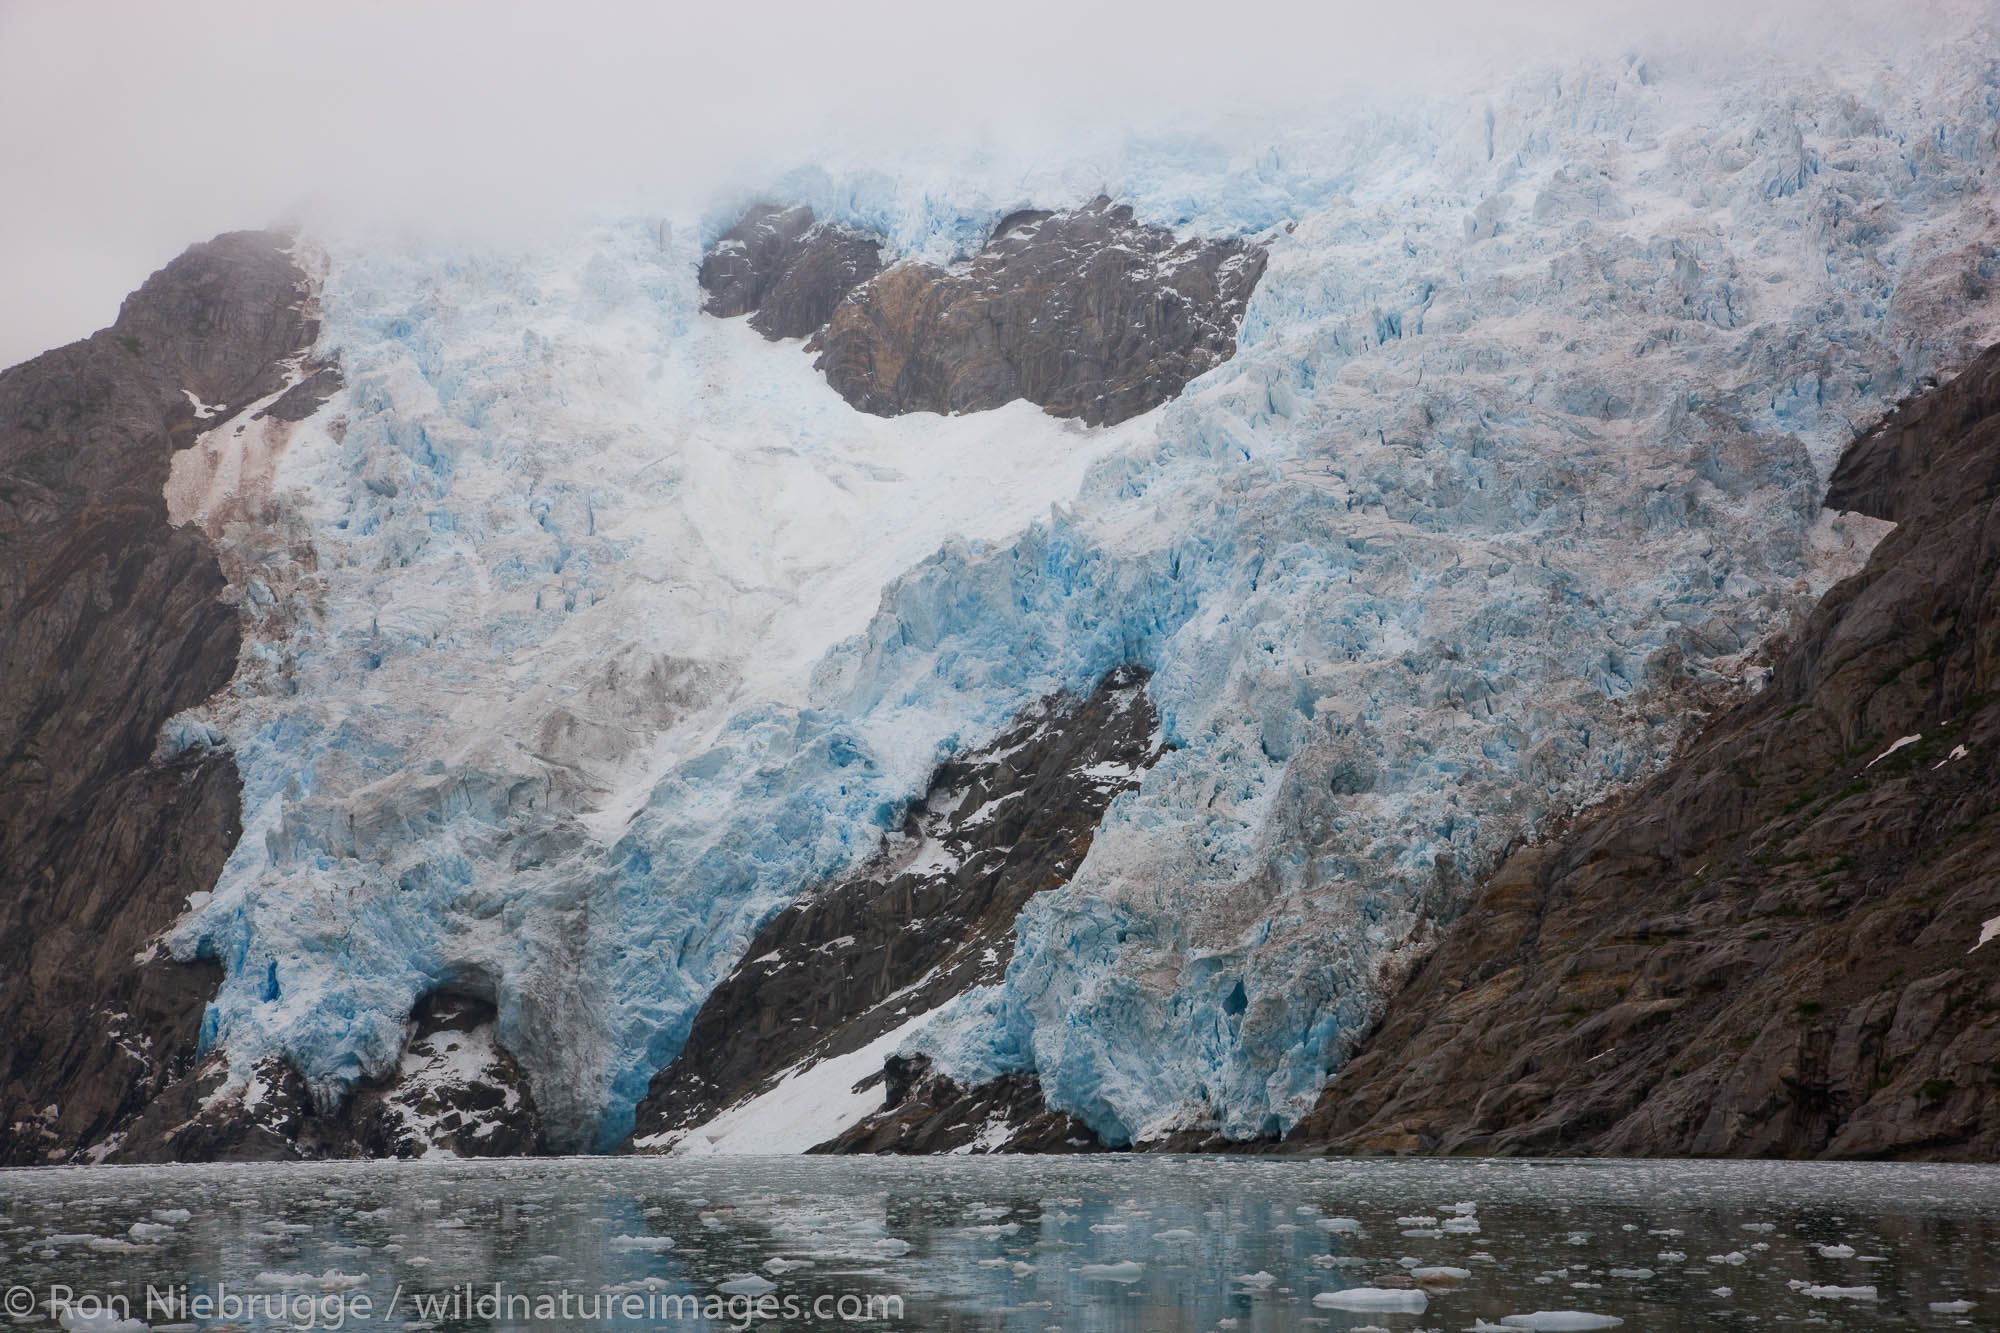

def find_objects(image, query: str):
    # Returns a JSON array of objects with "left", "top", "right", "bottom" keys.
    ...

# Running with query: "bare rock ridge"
[
  {"left": 630, "top": 664, "right": 1160, "bottom": 1153},
  {"left": 1285, "top": 344, "right": 2000, "bottom": 1160},
  {"left": 1822, "top": 354, "right": 2000, "bottom": 523},
  {"left": 0, "top": 231, "right": 337, "bottom": 1165},
  {"left": 699, "top": 198, "right": 1268, "bottom": 426}
]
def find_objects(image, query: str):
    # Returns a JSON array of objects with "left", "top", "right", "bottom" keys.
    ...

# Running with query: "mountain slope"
[
  {"left": 0, "top": 232, "right": 332, "bottom": 1164},
  {"left": 7, "top": 24, "right": 2000, "bottom": 1162},
  {"left": 1288, "top": 344, "right": 2000, "bottom": 1158}
]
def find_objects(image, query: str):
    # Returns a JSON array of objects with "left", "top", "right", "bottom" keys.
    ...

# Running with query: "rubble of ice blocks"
[{"left": 168, "top": 25, "right": 2000, "bottom": 1149}]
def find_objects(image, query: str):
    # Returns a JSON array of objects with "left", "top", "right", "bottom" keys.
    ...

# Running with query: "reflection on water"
[{"left": 0, "top": 1157, "right": 1995, "bottom": 1331}]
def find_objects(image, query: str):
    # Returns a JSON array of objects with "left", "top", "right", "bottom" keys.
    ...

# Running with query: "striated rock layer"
[
  {"left": 0, "top": 232, "right": 332, "bottom": 1164},
  {"left": 1288, "top": 345, "right": 2000, "bottom": 1159}
]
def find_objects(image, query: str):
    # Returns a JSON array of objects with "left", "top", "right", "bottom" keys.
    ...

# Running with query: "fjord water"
[{"left": 1, "top": 1158, "right": 1994, "bottom": 1331}]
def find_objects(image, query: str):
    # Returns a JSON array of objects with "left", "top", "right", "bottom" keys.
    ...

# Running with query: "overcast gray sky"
[{"left": 0, "top": 0, "right": 1949, "bottom": 369}]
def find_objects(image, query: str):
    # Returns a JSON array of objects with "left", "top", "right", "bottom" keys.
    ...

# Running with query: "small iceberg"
[
  {"left": 1079, "top": 1260, "right": 1144, "bottom": 1283},
  {"left": 1313, "top": 1289, "right": 1428, "bottom": 1313}
]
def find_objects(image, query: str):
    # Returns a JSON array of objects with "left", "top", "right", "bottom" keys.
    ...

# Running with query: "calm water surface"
[{"left": 0, "top": 1157, "right": 1995, "bottom": 1331}]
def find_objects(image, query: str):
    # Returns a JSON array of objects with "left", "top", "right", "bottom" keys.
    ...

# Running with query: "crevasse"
[{"left": 169, "top": 31, "right": 2000, "bottom": 1148}]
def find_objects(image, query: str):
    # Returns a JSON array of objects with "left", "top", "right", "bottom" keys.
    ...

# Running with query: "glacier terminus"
[{"left": 124, "top": 22, "right": 2000, "bottom": 1155}]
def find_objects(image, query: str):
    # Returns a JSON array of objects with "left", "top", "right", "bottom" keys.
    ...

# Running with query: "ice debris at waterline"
[
  {"left": 2, "top": 1158, "right": 1997, "bottom": 1332},
  {"left": 164, "top": 23, "right": 2000, "bottom": 1148}
]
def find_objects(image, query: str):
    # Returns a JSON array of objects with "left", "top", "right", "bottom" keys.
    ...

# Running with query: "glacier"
[{"left": 164, "top": 20, "right": 2000, "bottom": 1148}]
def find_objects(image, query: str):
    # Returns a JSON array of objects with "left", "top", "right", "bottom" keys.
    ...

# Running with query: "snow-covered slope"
[{"left": 166, "top": 21, "right": 2000, "bottom": 1149}]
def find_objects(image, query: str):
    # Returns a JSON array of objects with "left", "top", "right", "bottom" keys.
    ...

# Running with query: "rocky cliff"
[
  {"left": 0, "top": 232, "right": 332, "bottom": 1164},
  {"left": 700, "top": 196, "right": 1267, "bottom": 425},
  {"left": 699, "top": 203, "right": 885, "bottom": 339},
  {"left": 102, "top": 994, "right": 547, "bottom": 1162},
  {"left": 1287, "top": 346, "right": 2000, "bottom": 1159}
]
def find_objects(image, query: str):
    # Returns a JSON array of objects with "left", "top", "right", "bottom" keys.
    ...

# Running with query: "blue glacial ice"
[{"left": 165, "top": 25, "right": 2000, "bottom": 1148}]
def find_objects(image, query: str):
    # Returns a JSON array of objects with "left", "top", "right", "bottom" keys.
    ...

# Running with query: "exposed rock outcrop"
[
  {"left": 629, "top": 665, "right": 1160, "bottom": 1152},
  {"left": 108, "top": 993, "right": 548, "bottom": 1162},
  {"left": 816, "top": 198, "right": 1266, "bottom": 424},
  {"left": 699, "top": 197, "right": 1267, "bottom": 426},
  {"left": 1286, "top": 345, "right": 2000, "bottom": 1160},
  {"left": 698, "top": 203, "right": 885, "bottom": 340},
  {"left": 336, "top": 993, "right": 546, "bottom": 1157},
  {"left": 0, "top": 232, "right": 335, "bottom": 1165},
  {"left": 811, "top": 1054, "right": 1103, "bottom": 1155}
]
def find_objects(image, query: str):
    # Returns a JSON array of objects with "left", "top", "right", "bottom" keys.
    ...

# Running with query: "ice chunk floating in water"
[{"left": 1315, "top": 1287, "right": 1429, "bottom": 1312}]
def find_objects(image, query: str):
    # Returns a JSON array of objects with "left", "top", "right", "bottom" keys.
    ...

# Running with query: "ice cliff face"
[
  {"left": 160, "top": 226, "right": 1153, "bottom": 1149},
  {"left": 166, "top": 26, "right": 2000, "bottom": 1151}
]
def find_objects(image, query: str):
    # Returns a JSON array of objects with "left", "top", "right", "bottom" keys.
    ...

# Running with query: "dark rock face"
[
  {"left": 698, "top": 203, "right": 884, "bottom": 340},
  {"left": 814, "top": 198, "right": 1267, "bottom": 425},
  {"left": 630, "top": 664, "right": 1160, "bottom": 1151},
  {"left": 109, "top": 993, "right": 548, "bottom": 1162},
  {"left": 1824, "top": 352, "right": 2000, "bottom": 523},
  {"left": 1286, "top": 344, "right": 2000, "bottom": 1160},
  {"left": 336, "top": 993, "right": 546, "bottom": 1157},
  {"left": 699, "top": 196, "right": 1268, "bottom": 427},
  {"left": 811, "top": 1055, "right": 1103, "bottom": 1155},
  {"left": 0, "top": 232, "right": 336, "bottom": 1166}
]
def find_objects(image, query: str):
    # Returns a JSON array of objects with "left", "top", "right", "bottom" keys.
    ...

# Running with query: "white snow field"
[{"left": 164, "top": 17, "right": 2000, "bottom": 1149}]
